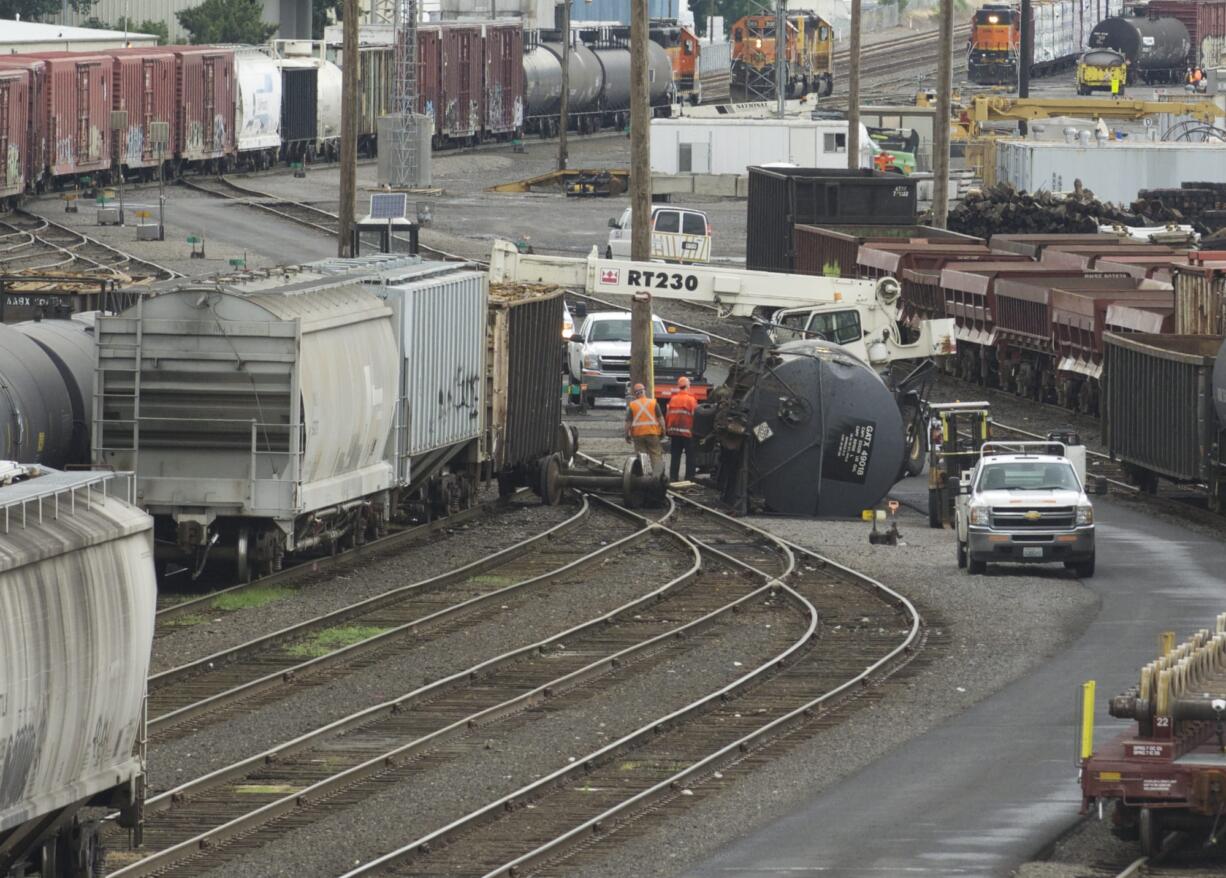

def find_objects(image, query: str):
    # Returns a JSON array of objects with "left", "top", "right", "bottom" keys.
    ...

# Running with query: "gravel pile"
[
  {"left": 151, "top": 499, "right": 579, "bottom": 673},
  {"left": 565, "top": 503, "right": 1100, "bottom": 878},
  {"left": 148, "top": 533, "right": 692, "bottom": 791},
  {"left": 193, "top": 597, "right": 805, "bottom": 878}
]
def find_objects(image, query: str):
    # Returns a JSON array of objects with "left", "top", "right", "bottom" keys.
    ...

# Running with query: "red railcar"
[
  {"left": 0, "top": 59, "right": 45, "bottom": 191},
  {"left": 482, "top": 22, "right": 523, "bottom": 136},
  {"left": 1038, "top": 244, "right": 1181, "bottom": 271},
  {"left": 167, "top": 46, "right": 235, "bottom": 164},
  {"left": 417, "top": 26, "right": 443, "bottom": 143},
  {"left": 439, "top": 24, "right": 483, "bottom": 141},
  {"left": 109, "top": 47, "right": 177, "bottom": 172},
  {"left": 0, "top": 67, "right": 30, "bottom": 202},
  {"left": 1147, "top": 0, "right": 1226, "bottom": 67},
  {"left": 25, "top": 52, "right": 112, "bottom": 179}
]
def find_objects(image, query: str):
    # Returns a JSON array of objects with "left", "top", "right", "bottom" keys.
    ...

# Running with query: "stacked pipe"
[{"left": 1110, "top": 613, "right": 1226, "bottom": 732}]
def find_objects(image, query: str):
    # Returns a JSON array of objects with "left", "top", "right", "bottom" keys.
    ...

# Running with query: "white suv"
[
  {"left": 607, "top": 205, "right": 712, "bottom": 263},
  {"left": 956, "top": 445, "right": 1097, "bottom": 578}
]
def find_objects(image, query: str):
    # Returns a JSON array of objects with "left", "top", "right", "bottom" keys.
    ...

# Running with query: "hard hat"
[
  {"left": 632, "top": 382, "right": 646, "bottom": 394},
  {"left": 678, "top": 376, "right": 690, "bottom": 388}
]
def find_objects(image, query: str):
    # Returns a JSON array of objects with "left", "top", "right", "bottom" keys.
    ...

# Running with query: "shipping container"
[
  {"left": 1146, "top": 0, "right": 1226, "bottom": 67},
  {"left": 1173, "top": 263, "right": 1226, "bottom": 334},
  {"left": 0, "top": 59, "right": 46, "bottom": 191},
  {"left": 377, "top": 266, "right": 488, "bottom": 486},
  {"left": 27, "top": 52, "right": 112, "bottom": 178},
  {"left": 995, "top": 140, "right": 1226, "bottom": 205},
  {"left": 108, "top": 47, "right": 176, "bottom": 171},
  {"left": 785, "top": 223, "right": 980, "bottom": 278},
  {"left": 0, "top": 68, "right": 30, "bottom": 201},
  {"left": 1103, "top": 332, "right": 1225, "bottom": 494},
  {"left": 990, "top": 232, "right": 1125, "bottom": 258},
  {"left": 440, "top": 24, "right": 483, "bottom": 141},
  {"left": 487, "top": 283, "right": 563, "bottom": 484},
  {"left": 482, "top": 21, "right": 523, "bottom": 136},
  {"left": 169, "top": 45, "right": 236, "bottom": 163}
]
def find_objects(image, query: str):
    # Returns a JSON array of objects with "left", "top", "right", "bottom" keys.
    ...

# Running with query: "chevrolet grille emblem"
[{"left": 1024, "top": 510, "right": 1042, "bottom": 521}]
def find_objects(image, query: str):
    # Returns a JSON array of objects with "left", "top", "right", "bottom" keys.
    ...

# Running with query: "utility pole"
[
  {"left": 932, "top": 0, "right": 953, "bottom": 227},
  {"left": 1019, "top": 0, "right": 1031, "bottom": 98},
  {"left": 559, "top": 0, "right": 570, "bottom": 169},
  {"left": 629, "top": 0, "right": 653, "bottom": 392},
  {"left": 847, "top": 0, "right": 860, "bottom": 170},
  {"left": 775, "top": 0, "right": 785, "bottom": 117},
  {"left": 338, "top": 0, "right": 358, "bottom": 256}
]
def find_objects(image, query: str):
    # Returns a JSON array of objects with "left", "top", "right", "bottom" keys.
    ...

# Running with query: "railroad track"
[
  {"left": 0, "top": 210, "right": 178, "bottom": 281},
  {"left": 104, "top": 485, "right": 921, "bottom": 877},
  {"left": 144, "top": 498, "right": 673, "bottom": 741}
]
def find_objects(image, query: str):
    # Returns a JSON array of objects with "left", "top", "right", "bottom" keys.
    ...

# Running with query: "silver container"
[{"left": 0, "top": 469, "right": 155, "bottom": 852}]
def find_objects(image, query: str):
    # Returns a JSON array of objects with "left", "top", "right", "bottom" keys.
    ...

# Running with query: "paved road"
[{"left": 683, "top": 492, "right": 1225, "bottom": 877}]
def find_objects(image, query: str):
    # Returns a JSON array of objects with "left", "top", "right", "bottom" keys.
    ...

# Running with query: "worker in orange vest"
[
  {"left": 625, "top": 382, "right": 665, "bottom": 476},
  {"left": 666, "top": 376, "right": 698, "bottom": 482}
]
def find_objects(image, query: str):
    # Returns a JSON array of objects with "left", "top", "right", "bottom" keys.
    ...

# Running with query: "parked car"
[
  {"left": 606, "top": 205, "right": 712, "bottom": 263},
  {"left": 955, "top": 441, "right": 1099, "bottom": 577}
]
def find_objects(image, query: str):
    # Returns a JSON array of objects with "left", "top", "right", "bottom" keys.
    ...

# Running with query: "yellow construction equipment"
[
  {"left": 1076, "top": 50, "right": 1129, "bottom": 96},
  {"left": 965, "top": 95, "right": 1218, "bottom": 135}
]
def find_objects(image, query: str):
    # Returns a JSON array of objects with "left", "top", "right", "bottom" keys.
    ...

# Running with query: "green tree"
[
  {"left": 0, "top": 0, "right": 94, "bottom": 21},
  {"left": 177, "top": 0, "right": 277, "bottom": 44},
  {"left": 117, "top": 16, "right": 171, "bottom": 44},
  {"left": 313, "top": 0, "right": 338, "bottom": 39}
]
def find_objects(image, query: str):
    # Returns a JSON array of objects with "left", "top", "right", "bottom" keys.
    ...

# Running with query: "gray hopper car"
[
  {"left": 0, "top": 466, "right": 156, "bottom": 878},
  {"left": 93, "top": 258, "right": 564, "bottom": 579}
]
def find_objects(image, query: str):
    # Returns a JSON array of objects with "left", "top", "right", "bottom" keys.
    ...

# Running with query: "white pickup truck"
[
  {"left": 567, "top": 310, "right": 669, "bottom": 406},
  {"left": 955, "top": 441, "right": 1099, "bottom": 578}
]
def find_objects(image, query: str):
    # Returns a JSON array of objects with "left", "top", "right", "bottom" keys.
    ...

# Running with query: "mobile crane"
[{"left": 490, "top": 240, "right": 956, "bottom": 515}]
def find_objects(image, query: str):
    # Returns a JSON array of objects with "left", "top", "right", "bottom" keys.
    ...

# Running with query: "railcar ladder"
[{"left": 93, "top": 295, "right": 143, "bottom": 473}]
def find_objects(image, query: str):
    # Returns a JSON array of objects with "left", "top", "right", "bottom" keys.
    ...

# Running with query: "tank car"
[
  {"left": 234, "top": 49, "right": 283, "bottom": 169},
  {"left": 0, "top": 466, "right": 155, "bottom": 878},
  {"left": 1088, "top": 15, "right": 1191, "bottom": 84}
]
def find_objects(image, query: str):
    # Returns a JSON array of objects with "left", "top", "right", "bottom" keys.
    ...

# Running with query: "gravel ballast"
[
  {"left": 148, "top": 533, "right": 693, "bottom": 791},
  {"left": 151, "top": 498, "right": 581, "bottom": 673},
  {"left": 560, "top": 503, "right": 1101, "bottom": 878},
  {"left": 192, "top": 597, "right": 806, "bottom": 878}
]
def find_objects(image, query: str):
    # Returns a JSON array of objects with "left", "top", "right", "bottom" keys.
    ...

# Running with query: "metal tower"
[{"left": 391, "top": 0, "right": 420, "bottom": 188}]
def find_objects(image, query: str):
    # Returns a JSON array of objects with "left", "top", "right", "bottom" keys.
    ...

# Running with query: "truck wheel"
[
  {"left": 927, "top": 488, "right": 942, "bottom": 529},
  {"left": 605, "top": 246, "right": 613, "bottom": 259},
  {"left": 1073, "top": 556, "right": 1095, "bottom": 579},
  {"left": 904, "top": 416, "right": 927, "bottom": 477},
  {"left": 968, "top": 556, "right": 986, "bottom": 575},
  {"left": 957, "top": 540, "right": 967, "bottom": 569}
]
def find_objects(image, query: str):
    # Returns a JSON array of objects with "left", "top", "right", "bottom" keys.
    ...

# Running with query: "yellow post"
[
  {"left": 1160, "top": 630, "right": 1175, "bottom": 658},
  {"left": 1080, "top": 680, "right": 1096, "bottom": 761}
]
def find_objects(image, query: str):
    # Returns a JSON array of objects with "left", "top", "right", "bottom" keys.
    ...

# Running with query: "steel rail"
[
  {"left": 146, "top": 498, "right": 603, "bottom": 733},
  {"left": 108, "top": 496, "right": 808, "bottom": 877},
  {"left": 155, "top": 501, "right": 488, "bottom": 625}
]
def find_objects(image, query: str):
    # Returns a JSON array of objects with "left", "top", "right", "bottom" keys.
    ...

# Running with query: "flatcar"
[{"left": 0, "top": 465, "right": 156, "bottom": 878}]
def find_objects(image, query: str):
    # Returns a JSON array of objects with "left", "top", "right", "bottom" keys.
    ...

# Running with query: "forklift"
[{"left": 927, "top": 402, "right": 992, "bottom": 528}]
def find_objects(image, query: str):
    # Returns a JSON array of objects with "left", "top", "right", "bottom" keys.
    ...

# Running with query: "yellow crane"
[{"left": 965, "top": 95, "right": 1219, "bottom": 136}]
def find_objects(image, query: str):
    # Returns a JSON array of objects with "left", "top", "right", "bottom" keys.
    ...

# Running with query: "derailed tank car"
[{"left": 0, "top": 466, "right": 155, "bottom": 878}]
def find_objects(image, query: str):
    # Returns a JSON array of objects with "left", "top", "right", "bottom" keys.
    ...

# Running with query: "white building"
[
  {"left": 0, "top": 19, "right": 158, "bottom": 53},
  {"left": 651, "top": 117, "right": 875, "bottom": 176},
  {"left": 51, "top": 0, "right": 312, "bottom": 42}
]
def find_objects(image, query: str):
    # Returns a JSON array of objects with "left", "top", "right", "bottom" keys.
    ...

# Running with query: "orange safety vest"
[
  {"left": 628, "top": 396, "right": 663, "bottom": 437},
  {"left": 666, "top": 391, "right": 697, "bottom": 438}
]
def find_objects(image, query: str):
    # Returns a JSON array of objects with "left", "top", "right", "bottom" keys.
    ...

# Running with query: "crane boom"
[{"left": 489, "top": 240, "right": 956, "bottom": 366}]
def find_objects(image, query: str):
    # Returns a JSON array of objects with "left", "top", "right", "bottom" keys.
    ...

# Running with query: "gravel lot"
[
  {"left": 151, "top": 498, "right": 580, "bottom": 673},
  {"left": 559, "top": 501, "right": 1101, "bottom": 878},
  {"left": 147, "top": 533, "right": 691, "bottom": 792},
  {"left": 191, "top": 596, "right": 806, "bottom": 878}
]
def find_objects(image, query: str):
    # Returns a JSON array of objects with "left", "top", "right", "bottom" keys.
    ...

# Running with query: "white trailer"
[{"left": 651, "top": 117, "right": 876, "bottom": 176}]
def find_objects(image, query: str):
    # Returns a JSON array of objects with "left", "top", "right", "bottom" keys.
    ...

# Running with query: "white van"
[{"left": 606, "top": 205, "right": 712, "bottom": 263}]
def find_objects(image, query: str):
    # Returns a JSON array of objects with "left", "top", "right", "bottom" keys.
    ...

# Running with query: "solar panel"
[{"left": 369, "top": 193, "right": 407, "bottom": 220}]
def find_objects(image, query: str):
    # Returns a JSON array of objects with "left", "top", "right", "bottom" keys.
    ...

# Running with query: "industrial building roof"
[{"left": 0, "top": 19, "right": 158, "bottom": 53}]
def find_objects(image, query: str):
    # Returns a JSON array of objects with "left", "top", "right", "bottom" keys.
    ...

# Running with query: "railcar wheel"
[
  {"left": 1139, "top": 807, "right": 1162, "bottom": 855},
  {"left": 623, "top": 456, "right": 645, "bottom": 509},
  {"left": 235, "top": 526, "right": 251, "bottom": 583},
  {"left": 540, "top": 453, "right": 563, "bottom": 506}
]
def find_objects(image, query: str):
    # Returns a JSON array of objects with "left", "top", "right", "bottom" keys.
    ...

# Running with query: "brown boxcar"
[
  {"left": 1146, "top": 0, "right": 1226, "bottom": 67},
  {"left": 0, "top": 59, "right": 46, "bottom": 191},
  {"left": 0, "top": 68, "right": 30, "bottom": 202},
  {"left": 168, "top": 46, "right": 236, "bottom": 164},
  {"left": 439, "top": 24, "right": 483, "bottom": 142},
  {"left": 417, "top": 27, "right": 443, "bottom": 142},
  {"left": 482, "top": 22, "right": 523, "bottom": 137},
  {"left": 26, "top": 52, "right": 112, "bottom": 178},
  {"left": 109, "top": 47, "right": 177, "bottom": 171}
]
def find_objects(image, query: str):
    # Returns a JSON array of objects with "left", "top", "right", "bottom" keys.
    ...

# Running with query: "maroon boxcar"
[
  {"left": 24, "top": 52, "right": 112, "bottom": 179},
  {"left": 0, "top": 59, "right": 46, "bottom": 191},
  {"left": 109, "top": 47, "right": 177, "bottom": 172},
  {"left": 439, "top": 24, "right": 483, "bottom": 142},
  {"left": 167, "top": 46, "right": 235, "bottom": 164},
  {"left": 0, "top": 67, "right": 30, "bottom": 202},
  {"left": 482, "top": 21, "right": 524, "bottom": 137},
  {"left": 417, "top": 26, "right": 443, "bottom": 143},
  {"left": 1147, "top": 0, "right": 1226, "bottom": 67}
]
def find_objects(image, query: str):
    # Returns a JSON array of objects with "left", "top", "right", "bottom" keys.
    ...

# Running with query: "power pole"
[
  {"left": 775, "top": 0, "right": 785, "bottom": 117},
  {"left": 339, "top": 0, "right": 358, "bottom": 256},
  {"left": 629, "top": 0, "right": 653, "bottom": 392},
  {"left": 932, "top": 0, "right": 953, "bottom": 227},
  {"left": 1019, "top": 0, "right": 1031, "bottom": 98},
  {"left": 559, "top": 0, "right": 570, "bottom": 169},
  {"left": 847, "top": 0, "right": 860, "bottom": 170}
]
